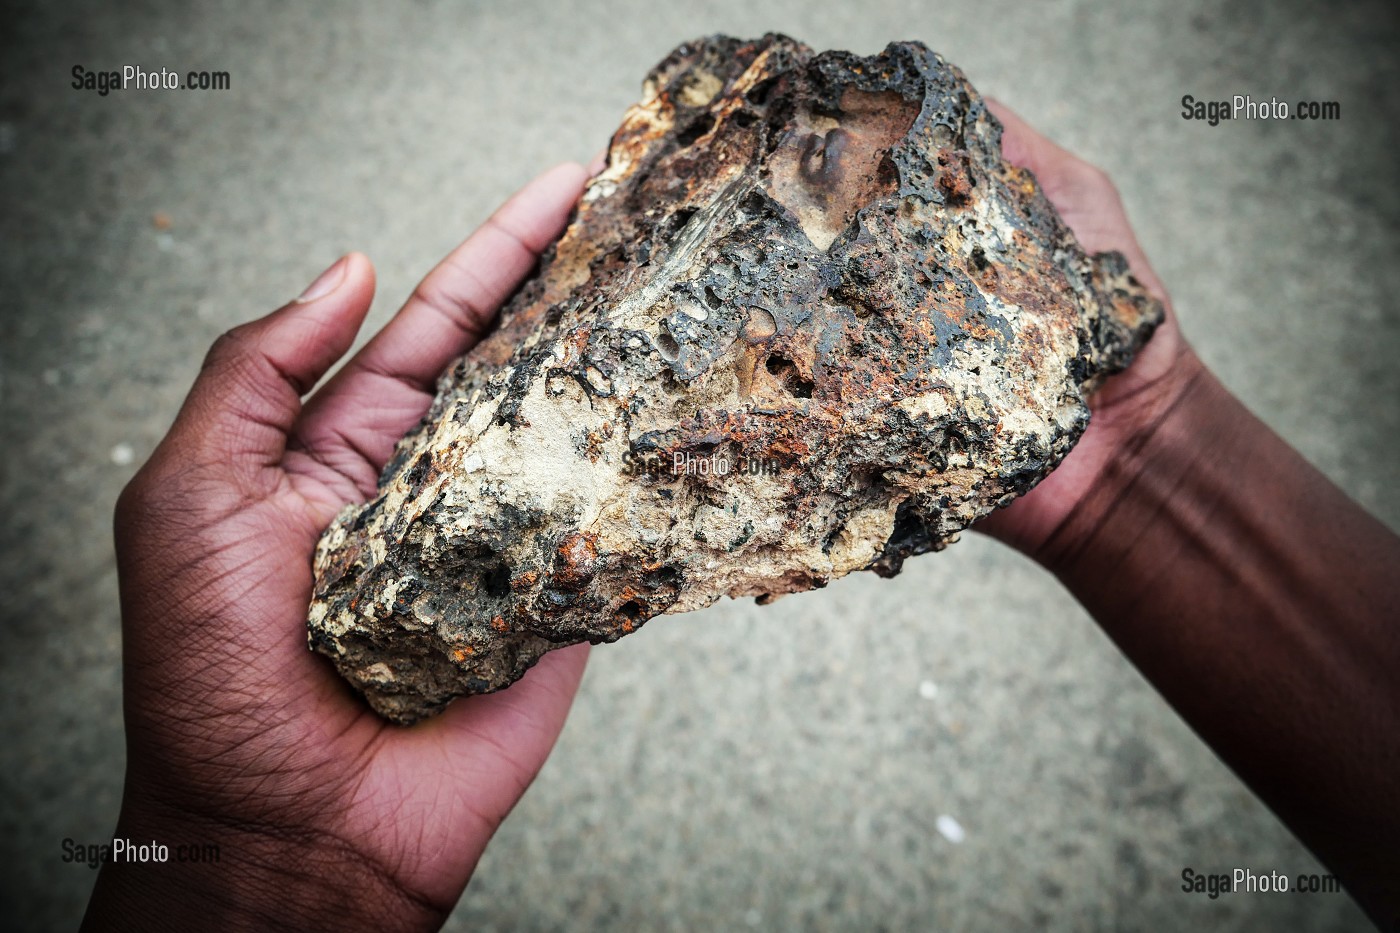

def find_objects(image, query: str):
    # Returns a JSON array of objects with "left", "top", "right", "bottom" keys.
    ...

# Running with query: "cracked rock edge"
[{"left": 307, "top": 34, "right": 1163, "bottom": 724}]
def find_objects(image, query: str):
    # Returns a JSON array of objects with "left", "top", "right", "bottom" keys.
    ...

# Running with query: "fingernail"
[{"left": 296, "top": 255, "right": 347, "bottom": 303}]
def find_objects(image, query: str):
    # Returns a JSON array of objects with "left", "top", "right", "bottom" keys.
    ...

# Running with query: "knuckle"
[
  {"left": 114, "top": 473, "right": 151, "bottom": 532},
  {"left": 113, "top": 467, "right": 185, "bottom": 550},
  {"left": 114, "top": 447, "right": 214, "bottom": 534},
  {"left": 114, "top": 459, "right": 176, "bottom": 528},
  {"left": 200, "top": 327, "right": 282, "bottom": 409},
  {"left": 201, "top": 324, "right": 257, "bottom": 374},
  {"left": 412, "top": 278, "right": 489, "bottom": 340}
]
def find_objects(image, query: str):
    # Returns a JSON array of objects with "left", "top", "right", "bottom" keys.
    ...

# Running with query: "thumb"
[{"left": 162, "top": 253, "right": 376, "bottom": 493}]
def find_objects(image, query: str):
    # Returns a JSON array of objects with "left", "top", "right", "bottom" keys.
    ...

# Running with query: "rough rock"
[{"left": 308, "top": 34, "right": 1163, "bottom": 723}]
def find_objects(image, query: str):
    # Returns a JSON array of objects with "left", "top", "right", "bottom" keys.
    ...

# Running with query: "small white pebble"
[
  {"left": 918, "top": 679, "right": 939, "bottom": 700},
  {"left": 463, "top": 453, "right": 484, "bottom": 473},
  {"left": 110, "top": 443, "right": 135, "bottom": 466},
  {"left": 936, "top": 814, "right": 966, "bottom": 844}
]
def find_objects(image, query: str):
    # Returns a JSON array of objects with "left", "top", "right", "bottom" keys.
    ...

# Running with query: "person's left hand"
[{"left": 85, "top": 164, "right": 592, "bottom": 933}]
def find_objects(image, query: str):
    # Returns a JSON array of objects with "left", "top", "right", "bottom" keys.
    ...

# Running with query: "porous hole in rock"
[
  {"left": 479, "top": 556, "right": 512, "bottom": 600},
  {"left": 766, "top": 354, "right": 815, "bottom": 398},
  {"left": 676, "top": 113, "right": 715, "bottom": 147},
  {"left": 656, "top": 328, "right": 681, "bottom": 361},
  {"left": 743, "top": 306, "right": 778, "bottom": 340},
  {"left": 667, "top": 207, "right": 698, "bottom": 241},
  {"left": 746, "top": 75, "right": 777, "bottom": 106}
]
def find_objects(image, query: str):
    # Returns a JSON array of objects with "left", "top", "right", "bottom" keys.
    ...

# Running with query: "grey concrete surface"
[{"left": 1, "top": 0, "right": 1395, "bottom": 929}]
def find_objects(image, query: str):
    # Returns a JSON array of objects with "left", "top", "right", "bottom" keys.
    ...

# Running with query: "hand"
[
  {"left": 974, "top": 107, "right": 1400, "bottom": 927},
  {"left": 973, "top": 101, "right": 1202, "bottom": 564},
  {"left": 87, "top": 165, "right": 593, "bottom": 932}
]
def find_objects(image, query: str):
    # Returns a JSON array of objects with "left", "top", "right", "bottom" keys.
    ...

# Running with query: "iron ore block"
[{"left": 308, "top": 34, "right": 1162, "bottom": 723}]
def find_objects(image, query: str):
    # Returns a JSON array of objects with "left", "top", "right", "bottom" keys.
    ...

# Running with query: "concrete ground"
[{"left": 2, "top": 0, "right": 1396, "bottom": 929}]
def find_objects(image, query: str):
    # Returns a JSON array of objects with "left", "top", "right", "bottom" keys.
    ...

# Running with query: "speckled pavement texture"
[{"left": 1, "top": 1, "right": 1395, "bottom": 930}]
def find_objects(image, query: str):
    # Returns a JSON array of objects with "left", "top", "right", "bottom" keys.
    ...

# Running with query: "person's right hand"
[{"left": 974, "top": 101, "right": 1201, "bottom": 564}]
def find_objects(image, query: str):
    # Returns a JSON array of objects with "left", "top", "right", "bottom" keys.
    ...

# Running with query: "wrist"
[
  {"left": 82, "top": 792, "right": 446, "bottom": 933},
  {"left": 1031, "top": 351, "right": 1220, "bottom": 580},
  {"left": 979, "top": 333, "right": 1208, "bottom": 564},
  {"left": 1010, "top": 341, "right": 1400, "bottom": 926}
]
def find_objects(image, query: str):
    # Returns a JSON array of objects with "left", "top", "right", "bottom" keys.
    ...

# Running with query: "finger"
[
  {"left": 162, "top": 253, "right": 376, "bottom": 496},
  {"left": 290, "top": 163, "right": 590, "bottom": 491},
  {"left": 358, "top": 162, "right": 589, "bottom": 391}
]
